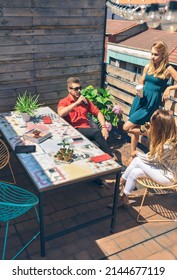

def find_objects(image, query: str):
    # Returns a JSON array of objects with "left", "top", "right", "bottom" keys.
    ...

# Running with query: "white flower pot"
[{"left": 21, "top": 112, "right": 30, "bottom": 122}]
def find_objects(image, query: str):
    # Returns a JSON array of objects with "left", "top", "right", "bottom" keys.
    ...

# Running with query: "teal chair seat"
[{"left": 0, "top": 182, "right": 40, "bottom": 260}]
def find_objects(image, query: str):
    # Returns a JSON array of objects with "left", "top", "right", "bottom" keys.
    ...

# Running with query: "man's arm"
[
  {"left": 58, "top": 95, "right": 88, "bottom": 117},
  {"left": 97, "top": 111, "right": 109, "bottom": 140}
]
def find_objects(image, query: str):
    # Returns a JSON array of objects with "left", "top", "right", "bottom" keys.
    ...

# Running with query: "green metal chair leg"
[
  {"left": 2, "top": 221, "right": 9, "bottom": 260},
  {"left": 12, "top": 206, "right": 40, "bottom": 260},
  {"left": 0, "top": 182, "right": 40, "bottom": 260}
]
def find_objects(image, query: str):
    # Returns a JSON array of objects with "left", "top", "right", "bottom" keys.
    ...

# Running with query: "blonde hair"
[
  {"left": 148, "top": 109, "right": 177, "bottom": 162},
  {"left": 148, "top": 41, "right": 169, "bottom": 78}
]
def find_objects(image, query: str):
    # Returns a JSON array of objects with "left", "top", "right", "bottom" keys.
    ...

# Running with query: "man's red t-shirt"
[{"left": 57, "top": 94, "right": 99, "bottom": 128}]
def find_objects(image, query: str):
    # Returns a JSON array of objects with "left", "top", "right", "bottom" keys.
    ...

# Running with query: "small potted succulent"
[
  {"left": 59, "top": 140, "right": 69, "bottom": 154},
  {"left": 14, "top": 90, "right": 42, "bottom": 122},
  {"left": 63, "top": 152, "right": 70, "bottom": 162},
  {"left": 57, "top": 152, "right": 63, "bottom": 160},
  {"left": 68, "top": 148, "right": 74, "bottom": 159},
  {"left": 55, "top": 141, "right": 74, "bottom": 162}
]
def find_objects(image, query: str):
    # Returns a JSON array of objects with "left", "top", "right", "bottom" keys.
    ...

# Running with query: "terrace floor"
[{"left": 1, "top": 131, "right": 177, "bottom": 260}]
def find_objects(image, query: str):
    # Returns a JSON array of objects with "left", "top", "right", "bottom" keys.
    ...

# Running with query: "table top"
[{"left": 0, "top": 107, "right": 121, "bottom": 192}]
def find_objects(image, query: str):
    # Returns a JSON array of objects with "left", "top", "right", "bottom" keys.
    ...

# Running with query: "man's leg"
[
  {"left": 77, "top": 127, "right": 111, "bottom": 187},
  {"left": 77, "top": 127, "right": 113, "bottom": 156}
]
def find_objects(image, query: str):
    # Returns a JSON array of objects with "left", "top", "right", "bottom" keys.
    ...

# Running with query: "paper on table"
[{"left": 39, "top": 138, "right": 60, "bottom": 153}]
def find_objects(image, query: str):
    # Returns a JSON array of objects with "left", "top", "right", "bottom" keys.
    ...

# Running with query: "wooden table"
[{"left": 0, "top": 107, "right": 121, "bottom": 257}]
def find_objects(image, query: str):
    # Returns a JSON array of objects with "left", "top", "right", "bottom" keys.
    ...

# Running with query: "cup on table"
[{"left": 135, "top": 84, "right": 144, "bottom": 98}]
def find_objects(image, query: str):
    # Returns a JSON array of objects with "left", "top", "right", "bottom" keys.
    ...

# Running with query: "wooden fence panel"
[{"left": 0, "top": 0, "right": 105, "bottom": 113}]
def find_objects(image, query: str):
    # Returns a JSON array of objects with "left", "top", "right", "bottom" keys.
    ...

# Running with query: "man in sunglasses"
[{"left": 57, "top": 77, "right": 115, "bottom": 187}]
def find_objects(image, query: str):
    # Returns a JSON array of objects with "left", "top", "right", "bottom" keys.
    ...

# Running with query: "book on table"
[{"left": 23, "top": 129, "right": 52, "bottom": 144}]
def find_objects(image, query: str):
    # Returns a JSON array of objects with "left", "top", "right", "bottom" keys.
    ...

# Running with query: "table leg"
[
  {"left": 39, "top": 192, "right": 45, "bottom": 257},
  {"left": 110, "top": 171, "right": 121, "bottom": 233}
]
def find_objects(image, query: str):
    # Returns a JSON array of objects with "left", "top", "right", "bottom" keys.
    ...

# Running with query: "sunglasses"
[{"left": 70, "top": 86, "right": 82, "bottom": 91}]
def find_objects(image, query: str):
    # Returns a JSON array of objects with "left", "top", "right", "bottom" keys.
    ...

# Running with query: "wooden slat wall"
[
  {"left": 105, "top": 64, "right": 140, "bottom": 122},
  {"left": 0, "top": 0, "right": 105, "bottom": 112},
  {"left": 105, "top": 64, "right": 177, "bottom": 146}
]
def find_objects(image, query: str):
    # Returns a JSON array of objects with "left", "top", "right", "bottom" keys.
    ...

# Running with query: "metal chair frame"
[
  {"left": 0, "top": 139, "right": 16, "bottom": 184},
  {"left": 136, "top": 177, "right": 177, "bottom": 223},
  {"left": 0, "top": 182, "right": 40, "bottom": 260}
]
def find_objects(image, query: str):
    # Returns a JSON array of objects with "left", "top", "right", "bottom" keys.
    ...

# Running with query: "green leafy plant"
[
  {"left": 81, "top": 85, "right": 123, "bottom": 131},
  {"left": 14, "top": 90, "right": 42, "bottom": 116}
]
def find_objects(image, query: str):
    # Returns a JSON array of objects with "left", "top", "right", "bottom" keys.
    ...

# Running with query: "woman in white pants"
[{"left": 113, "top": 109, "right": 177, "bottom": 208}]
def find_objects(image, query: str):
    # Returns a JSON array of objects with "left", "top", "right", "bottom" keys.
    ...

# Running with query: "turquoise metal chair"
[
  {"left": 0, "top": 139, "right": 16, "bottom": 184},
  {"left": 0, "top": 182, "right": 40, "bottom": 260}
]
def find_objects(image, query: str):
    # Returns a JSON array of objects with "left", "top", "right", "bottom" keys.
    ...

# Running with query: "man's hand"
[
  {"left": 101, "top": 127, "right": 109, "bottom": 140},
  {"left": 75, "top": 96, "right": 88, "bottom": 106}
]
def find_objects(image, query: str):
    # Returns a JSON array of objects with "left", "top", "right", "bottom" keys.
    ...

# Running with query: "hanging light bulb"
[
  {"left": 134, "top": 6, "right": 146, "bottom": 24},
  {"left": 106, "top": 1, "right": 112, "bottom": 9},
  {"left": 122, "top": 5, "right": 129, "bottom": 19},
  {"left": 161, "top": 1, "right": 177, "bottom": 32},
  {"left": 145, "top": 4, "right": 161, "bottom": 29},
  {"left": 120, "top": 5, "right": 127, "bottom": 18},
  {"left": 126, "top": 5, "right": 136, "bottom": 21},
  {"left": 115, "top": 5, "right": 122, "bottom": 17},
  {"left": 123, "top": 5, "right": 131, "bottom": 19}
]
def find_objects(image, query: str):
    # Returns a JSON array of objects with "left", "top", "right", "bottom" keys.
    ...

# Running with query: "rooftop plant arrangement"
[
  {"left": 81, "top": 85, "right": 123, "bottom": 131},
  {"left": 14, "top": 90, "right": 42, "bottom": 116}
]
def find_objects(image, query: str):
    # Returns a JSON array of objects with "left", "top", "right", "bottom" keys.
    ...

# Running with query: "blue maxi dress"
[{"left": 129, "top": 73, "right": 168, "bottom": 125}]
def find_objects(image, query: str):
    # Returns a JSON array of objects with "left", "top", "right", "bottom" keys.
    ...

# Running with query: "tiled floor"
[{"left": 0, "top": 131, "right": 177, "bottom": 260}]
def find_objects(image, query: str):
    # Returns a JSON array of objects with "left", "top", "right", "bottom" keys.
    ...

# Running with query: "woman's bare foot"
[
  {"left": 128, "top": 151, "right": 137, "bottom": 165},
  {"left": 119, "top": 177, "right": 125, "bottom": 191},
  {"left": 128, "top": 155, "right": 135, "bottom": 165}
]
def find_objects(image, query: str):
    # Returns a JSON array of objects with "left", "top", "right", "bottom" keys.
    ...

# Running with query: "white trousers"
[{"left": 122, "top": 157, "right": 172, "bottom": 195}]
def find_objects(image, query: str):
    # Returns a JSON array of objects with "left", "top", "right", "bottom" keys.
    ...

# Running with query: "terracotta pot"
[
  {"left": 57, "top": 153, "right": 63, "bottom": 160},
  {"left": 60, "top": 148, "right": 66, "bottom": 154},
  {"left": 64, "top": 155, "right": 70, "bottom": 162},
  {"left": 68, "top": 151, "right": 74, "bottom": 159}
]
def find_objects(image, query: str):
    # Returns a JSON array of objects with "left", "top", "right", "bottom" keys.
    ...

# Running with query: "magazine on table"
[{"left": 23, "top": 128, "right": 52, "bottom": 144}]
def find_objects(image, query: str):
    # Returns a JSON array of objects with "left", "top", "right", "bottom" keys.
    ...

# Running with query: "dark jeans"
[{"left": 77, "top": 127, "right": 113, "bottom": 156}]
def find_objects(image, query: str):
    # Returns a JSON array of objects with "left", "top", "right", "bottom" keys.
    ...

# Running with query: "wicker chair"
[
  {"left": 0, "top": 139, "right": 16, "bottom": 184},
  {"left": 136, "top": 177, "right": 177, "bottom": 222},
  {"left": 0, "top": 182, "right": 40, "bottom": 259}
]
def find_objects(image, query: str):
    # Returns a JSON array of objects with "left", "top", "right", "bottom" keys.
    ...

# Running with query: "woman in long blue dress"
[{"left": 123, "top": 41, "right": 177, "bottom": 162}]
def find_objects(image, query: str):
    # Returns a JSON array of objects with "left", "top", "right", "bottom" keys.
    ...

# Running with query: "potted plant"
[
  {"left": 81, "top": 85, "right": 123, "bottom": 131},
  {"left": 59, "top": 140, "right": 69, "bottom": 154},
  {"left": 55, "top": 141, "right": 74, "bottom": 161},
  {"left": 57, "top": 152, "right": 63, "bottom": 160},
  {"left": 68, "top": 148, "right": 74, "bottom": 159},
  {"left": 63, "top": 152, "right": 70, "bottom": 162},
  {"left": 54, "top": 151, "right": 64, "bottom": 160},
  {"left": 14, "top": 90, "right": 42, "bottom": 122}
]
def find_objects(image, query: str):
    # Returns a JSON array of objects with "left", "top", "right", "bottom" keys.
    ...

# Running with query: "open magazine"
[{"left": 23, "top": 128, "right": 52, "bottom": 144}]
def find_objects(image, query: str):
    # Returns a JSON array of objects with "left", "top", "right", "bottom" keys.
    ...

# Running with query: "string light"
[
  {"left": 161, "top": 1, "right": 177, "bottom": 32},
  {"left": 134, "top": 6, "right": 146, "bottom": 24},
  {"left": 106, "top": 0, "right": 177, "bottom": 32},
  {"left": 145, "top": 4, "right": 161, "bottom": 28}
]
